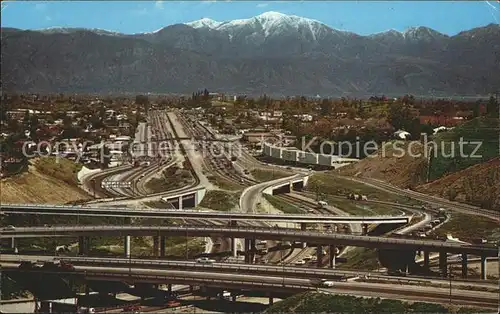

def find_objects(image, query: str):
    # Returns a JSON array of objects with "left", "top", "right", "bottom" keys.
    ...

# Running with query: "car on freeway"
[
  {"left": 196, "top": 257, "right": 216, "bottom": 264},
  {"left": 303, "top": 255, "right": 312, "bottom": 261},
  {"left": 318, "top": 279, "right": 335, "bottom": 287},
  {"left": 294, "top": 259, "right": 306, "bottom": 265},
  {"left": 317, "top": 200, "right": 328, "bottom": 208},
  {"left": 167, "top": 300, "right": 180, "bottom": 307},
  {"left": 60, "top": 261, "right": 75, "bottom": 271},
  {"left": 122, "top": 304, "right": 141, "bottom": 313},
  {"left": 3, "top": 225, "right": 15, "bottom": 231},
  {"left": 310, "top": 256, "right": 318, "bottom": 262}
]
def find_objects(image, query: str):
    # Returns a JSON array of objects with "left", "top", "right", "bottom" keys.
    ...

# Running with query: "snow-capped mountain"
[
  {"left": 402, "top": 26, "right": 449, "bottom": 42},
  {"left": 185, "top": 17, "right": 222, "bottom": 30},
  {"left": 3, "top": 12, "right": 498, "bottom": 96},
  {"left": 185, "top": 11, "right": 337, "bottom": 40},
  {"left": 37, "top": 27, "right": 124, "bottom": 37}
]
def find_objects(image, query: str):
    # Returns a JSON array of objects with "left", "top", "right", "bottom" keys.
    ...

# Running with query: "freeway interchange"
[{"left": 1, "top": 110, "right": 499, "bottom": 312}]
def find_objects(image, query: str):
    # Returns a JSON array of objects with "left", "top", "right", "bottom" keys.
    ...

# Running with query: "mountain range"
[{"left": 2, "top": 12, "right": 499, "bottom": 97}]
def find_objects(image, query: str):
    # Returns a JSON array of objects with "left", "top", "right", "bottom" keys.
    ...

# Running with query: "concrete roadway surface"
[
  {"left": 167, "top": 111, "right": 215, "bottom": 190},
  {"left": 2, "top": 263, "right": 497, "bottom": 309},
  {"left": 4, "top": 255, "right": 496, "bottom": 289},
  {"left": 340, "top": 176, "right": 500, "bottom": 222}
]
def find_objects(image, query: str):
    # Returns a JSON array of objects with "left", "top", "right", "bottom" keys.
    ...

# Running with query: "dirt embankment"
[
  {"left": 0, "top": 158, "right": 89, "bottom": 204},
  {"left": 338, "top": 141, "right": 428, "bottom": 188}
]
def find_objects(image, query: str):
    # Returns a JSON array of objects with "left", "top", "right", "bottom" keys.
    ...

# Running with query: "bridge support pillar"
[
  {"left": 423, "top": 251, "right": 430, "bottom": 269},
  {"left": 249, "top": 239, "right": 256, "bottom": 264},
  {"left": 179, "top": 195, "right": 183, "bottom": 210},
  {"left": 124, "top": 236, "right": 131, "bottom": 258},
  {"left": 244, "top": 239, "right": 250, "bottom": 263},
  {"left": 231, "top": 295, "right": 237, "bottom": 302},
  {"left": 361, "top": 224, "right": 368, "bottom": 235},
  {"left": 78, "top": 236, "right": 90, "bottom": 255},
  {"left": 10, "top": 237, "right": 15, "bottom": 249},
  {"left": 300, "top": 223, "right": 307, "bottom": 248},
  {"left": 316, "top": 245, "right": 323, "bottom": 267},
  {"left": 269, "top": 296, "right": 274, "bottom": 305},
  {"left": 461, "top": 253, "right": 467, "bottom": 278},
  {"left": 439, "top": 251, "right": 447, "bottom": 277},
  {"left": 329, "top": 245, "right": 336, "bottom": 269},
  {"left": 153, "top": 236, "right": 160, "bottom": 257},
  {"left": 167, "top": 284, "right": 172, "bottom": 293},
  {"left": 160, "top": 236, "right": 166, "bottom": 258},
  {"left": 480, "top": 255, "right": 487, "bottom": 280},
  {"left": 231, "top": 238, "right": 237, "bottom": 257}
]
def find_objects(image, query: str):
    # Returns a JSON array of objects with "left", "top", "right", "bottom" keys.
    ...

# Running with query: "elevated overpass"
[
  {"left": 1, "top": 260, "right": 497, "bottom": 308},
  {"left": 2, "top": 255, "right": 497, "bottom": 288},
  {"left": 262, "top": 176, "right": 310, "bottom": 195},
  {"left": 2, "top": 225, "right": 496, "bottom": 257},
  {"left": 3, "top": 225, "right": 494, "bottom": 279},
  {"left": 0, "top": 203, "right": 412, "bottom": 225}
]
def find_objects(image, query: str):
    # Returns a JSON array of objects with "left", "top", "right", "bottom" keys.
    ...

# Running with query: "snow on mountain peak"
[
  {"left": 186, "top": 17, "right": 222, "bottom": 29},
  {"left": 402, "top": 26, "right": 447, "bottom": 41},
  {"left": 185, "top": 11, "right": 328, "bottom": 39}
]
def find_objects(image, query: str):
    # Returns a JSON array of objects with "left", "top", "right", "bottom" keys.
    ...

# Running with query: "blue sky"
[{"left": 1, "top": 1, "right": 499, "bottom": 35}]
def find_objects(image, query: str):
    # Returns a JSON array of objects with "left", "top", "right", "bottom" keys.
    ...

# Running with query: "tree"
[
  {"left": 486, "top": 95, "right": 498, "bottom": 116},
  {"left": 388, "top": 103, "right": 413, "bottom": 131},
  {"left": 135, "top": 94, "right": 149, "bottom": 105},
  {"left": 446, "top": 187, "right": 457, "bottom": 201},
  {"left": 319, "top": 99, "right": 331, "bottom": 116},
  {"left": 472, "top": 101, "right": 481, "bottom": 118}
]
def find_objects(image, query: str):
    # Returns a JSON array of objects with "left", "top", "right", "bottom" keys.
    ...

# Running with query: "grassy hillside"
[
  {"left": 0, "top": 158, "right": 89, "bottom": 204},
  {"left": 338, "top": 141, "right": 428, "bottom": 188},
  {"left": 265, "top": 292, "right": 486, "bottom": 313},
  {"left": 429, "top": 117, "right": 499, "bottom": 181},
  {"left": 198, "top": 190, "right": 240, "bottom": 211},
  {"left": 417, "top": 157, "right": 500, "bottom": 210}
]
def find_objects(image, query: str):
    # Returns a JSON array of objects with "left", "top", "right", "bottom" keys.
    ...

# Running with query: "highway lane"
[
  {"left": 0, "top": 204, "right": 413, "bottom": 224},
  {"left": 340, "top": 176, "right": 499, "bottom": 222},
  {"left": 2, "top": 225, "right": 496, "bottom": 256},
  {"left": 2, "top": 263, "right": 497, "bottom": 308},
  {"left": 3, "top": 255, "right": 498, "bottom": 288}
]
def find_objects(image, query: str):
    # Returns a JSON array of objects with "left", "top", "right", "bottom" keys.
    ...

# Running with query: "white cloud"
[
  {"left": 45, "top": 16, "right": 52, "bottom": 21},
  {"left": 155, "top": 1, "right": 164, "bottom": 9},
  {"left": 256, "top": 3, "right": 269, "bottom": 8}
]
